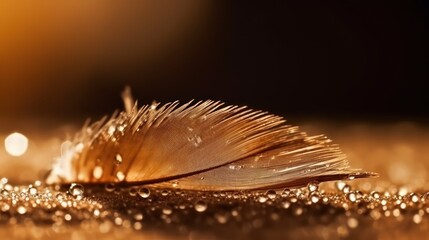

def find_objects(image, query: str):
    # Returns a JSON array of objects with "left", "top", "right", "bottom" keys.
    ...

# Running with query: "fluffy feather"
[{"left": 46, "top": 91, "right": 375, "bottom": 190}]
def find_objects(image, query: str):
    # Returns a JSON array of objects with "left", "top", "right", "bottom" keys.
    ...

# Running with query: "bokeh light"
[{"left": 4, "top": 132, "right": 28, "bottom": 157}]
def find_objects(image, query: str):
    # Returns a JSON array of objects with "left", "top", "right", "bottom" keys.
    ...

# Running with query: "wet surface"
[{"left": 1, "top": 121, "right": 429, "bottom": 239}]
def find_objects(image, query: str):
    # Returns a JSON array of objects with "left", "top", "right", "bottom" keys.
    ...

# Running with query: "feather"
[{"left": 46, "top": 90, "right": 376, "bottom": 190}]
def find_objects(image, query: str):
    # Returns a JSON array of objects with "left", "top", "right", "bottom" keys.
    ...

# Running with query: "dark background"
[{"left": 1, "top": 0, "right": 428, "bottom": 122}]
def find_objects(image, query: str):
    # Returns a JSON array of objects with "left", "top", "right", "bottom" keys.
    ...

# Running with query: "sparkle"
[{"left": 4, "top": 132, "right": 28, "bottom": 157}]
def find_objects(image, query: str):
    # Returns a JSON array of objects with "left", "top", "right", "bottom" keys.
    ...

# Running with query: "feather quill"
[{"left": 46, "top": 89, "right": 375, "bottom": 190}]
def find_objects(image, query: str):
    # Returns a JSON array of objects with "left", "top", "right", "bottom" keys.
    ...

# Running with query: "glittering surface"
[{"left": 1, "top": 121, "right": 429, "bottom": 239}]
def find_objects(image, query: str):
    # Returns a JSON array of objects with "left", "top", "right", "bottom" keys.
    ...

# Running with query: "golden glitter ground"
[
  {"left": 1, "top": 121, "right": 428, "bottom": 239},
  {"left": 1, "top": 179, "right": 429, "bottom": 239}
]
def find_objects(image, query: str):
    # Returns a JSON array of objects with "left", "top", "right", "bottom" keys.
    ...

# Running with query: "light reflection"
[{"left": 4, "top": 132, "right": 28, "bottom": 156}]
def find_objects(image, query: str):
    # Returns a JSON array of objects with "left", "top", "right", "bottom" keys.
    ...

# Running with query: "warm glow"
[{"left": 4, "top": 132, "right": 28, "bottom": 156}]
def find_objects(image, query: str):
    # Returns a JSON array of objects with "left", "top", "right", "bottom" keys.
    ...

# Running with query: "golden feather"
[{"left": 46, "top": 89, "right": 375, "bottom": 190}]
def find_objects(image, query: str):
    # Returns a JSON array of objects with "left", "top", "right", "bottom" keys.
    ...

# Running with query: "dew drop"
[
  {"left": 228, "top": 165, "right": 242, "bottom": 170},
  {"left": 413, "top": 213, "right": 422, "bottom": 224},
  {"left": 162, "top": 206, "right": 173, "bottom": 215},
  {"left": 266, "top": 190, "right": 277, "bottom": 200},
  {"left": 347, "top": 217, "right": 359, "bottom": 228},
  {"left": 342, "top": 185, "right": 351, "bottom": 194},
  {"left": 215, "top": 212, "right": 228, "bottom": 224},
  {"left": 108, "top": 125, "right": 116, "bottom": 137},
  {"left": 1, "top": 203, "right": 10, "bottom": 212},
  {"left": 371, "top": 191, "right": 380, "bottom": 199},
  {"left": 134, "top": 213, "right": 143, "bottom": 221},
  {"left": 281, "top": 201, "right": 291, "bottom": 209},
  {"left": 193, "top": 135, "right": 202, "bottom": 147},
  {"left": 104, "top": 183, "right": 116, "bottom": 192},
  {"left": 28, "top": 187, "right": 37, "bottom": 195},
  {"left": 93, "top": 209, "right": 100, "bottom": 216},
  {"left": 411, "top": 193, "right": 420, "bottom": 203},
  {"left": 17, "top": 206, "right": 27, "bottom": 215},
  {"left": 1, "top": 189, "right": 9, "bottom": 196},
  {"left": 138, "top": 187, "right": 150, "bottom": 198},
  {"left": 194, "top": 200, "right": 208, "bottom": 212},
  {"left": 55, "top": 192, "right": 65, "bottom": 201},
  {"left": 128, "top": 187, "right": 138, "bottom": 196},
  {"left": 307, "top": 181, "right": 319, "bottom": 192},
  {"left": 281, "top": 189, "right": 291, "bottom": 197},
  {"left": 64, "top": 214, "right": 72, "bottom": 221},
  {"left": 116, "top": 171, "right": 125, "bottom": 182},
  {"left": 398, "top": 186, "right": 408, "bottom": 196},
  {"left": 161, "top": 190, "right": 169, "bottom": 196},
  {"left": 133, "top": 222, "right": 142, "bottom": 230},
  {"left": 114, "top": 217, "right": 123, "bottom": 226},
  {"left": 172, "top": 181, "right": 179, "bottom": 188},
  {"left": 293, "top": 207, "right": 303, "bottom": 216},
  {"left": 347, "top": 192, "right": 357, "bottom": 202},
  {"left": 258, "top": 195, "right": 268, "bottom": 203},
  {"left": 115, "top": 154, "right": 123, "bottom": 165},
  {"left": 310, "top": 193, "right": 320, "bottom": 203},
  {"left": 69, "top": 183, "right": 84, "bottom": 200},
  {"left": 93, "top": 166, "right": 103, "bottom": 180},
  {"left": 336, "top": 181, "right": 346, "bottom": 191}
]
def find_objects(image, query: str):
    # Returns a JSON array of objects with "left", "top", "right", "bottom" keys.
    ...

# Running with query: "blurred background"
[
  {"left": 1, "top": 0, "right": 428, "bottom": 121},
  {"left": 0, "top": 0, "right": 428, "bottom": 182}
]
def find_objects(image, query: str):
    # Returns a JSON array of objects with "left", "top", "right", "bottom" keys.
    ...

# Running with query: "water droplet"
[
  {"left": 104, "top": 183, "right": 115, "bottom": 192},
  {"left": 161, "top": 190, "right": 169, "bottom": 196},
  {"left": 17, "top": 206, "right": 27, "bottom": 214},
  {"left": 293, "top": 207, "right": 303, "bottom": 216},
  {"left": 281, "top": 189, "right": 291, "bottom": 197},
  {"left": 310, "top": 193, "right": 320, "bottom": 203},
  {"left": 347, "top": 192, "right": 357, "bottom": 202},
  {"left": 172, "top": 181, "right": 179, "bottom": 188},
  {"left": 115, "top": 154, "right": 123, "bottom": 165},
  {"left": 138, "top": 187, "right": 150, "bottom": 198},
  {"left": 371, "top": 191, "right": 380, "bottom": 199},
  {"left": 93, "top": 209, "right": 100, "bottom": 216},
  {"left": 116, "top": 171, "right": 125, "bottom": 181},
  {"left": 69, "top": 183, "right": 84, "bottom": 200},
  {"left": 194, "top": 200, "right": 208, "bottom": 212},
  {"left": 398, "top": 186, "right": 408, "bottom": 196},
  {"left": 228, "top": 165, "right": 242, "bottom": 170},
  {"left": 193, "top": 135, "right": 202, "bottom": 147},
  {"left": 108, "top": 125, "right": 116, "bottom": 136},
  {"left": 55, "top": 192, "right": 65, "bottom": 201},
  {"left": 307, "top": 181, "right": 319, "bottom": 192},
  {"left": 336, "top": 181, "right": 346, "bottom": 191},
  {"left": 134, "top": 213, "right": 143, "bottom": 221},
  {"left": 93, "top": 166, "right": 103, "bottom": 180},
  {"left": 411, "top": 193, "right": 420, "bottom": 203},
  {"left": 413, "top": 213, "right": 422, "bottom": 224},
  {"left": 342, "top": 185, "right": 351, "bottom": 194},
  {"left": 347, "top": 217, "right": 359, "bottom": 228},
  {"left": 215, "top": 212, "right": 228, "bottom": 224},
  {"left": 258, "top": 195, "right": 267, "bottom": 203},
  {"left": 162, "top": 206, "right": 173, "bottom": 215},
  {"left": 114, "top": 217, "right": 123, "bottom": 226},
  {"left": 0, "top": 178, "right": 8, "bottom": 185},
  {"left": 64, "top": 214, "right": 72, "bottom": 221},
  {"left": 0, "top": 189, "right": 9, "bottom": 197},
  {"left": 1, "top": 203, "right": 10, "bottom": 212},
  {"left": 281, "top": 201, "right": 291, "bottom": 209},
  {"left": 128, "top": 187, "right": 138, "bottom": 196},
  {"left": 29, "top": 187, "right": 37, "bottom": 195},
  {"left": 4, "top": 132, "right": 28, "bottom": 156},
  {"left": 266, "top": 190, "right": 277, "bottom": 200}
]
